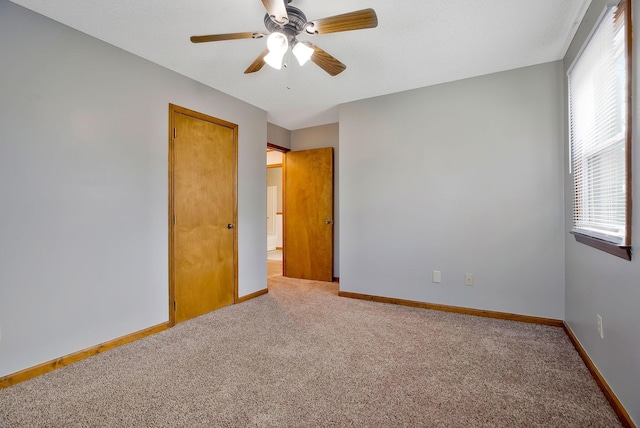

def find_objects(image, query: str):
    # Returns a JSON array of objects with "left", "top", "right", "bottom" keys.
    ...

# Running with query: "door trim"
[
  {"left": 168, "top": 104, "right": 238, "bottom": 327},
  {"left": 267, "top": 142, "right": 290, "bottom": 153}
]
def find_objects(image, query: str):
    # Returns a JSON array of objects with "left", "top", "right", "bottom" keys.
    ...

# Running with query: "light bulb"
[
  {"left": 266, "top": 32, "right": 288, "bottom": 54},
  {"left": 292, "top": 41, "right": 314, "bottom": 66}
]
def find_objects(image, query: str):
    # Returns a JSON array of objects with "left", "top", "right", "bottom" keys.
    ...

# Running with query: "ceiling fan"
[{"left": 190, "top": 0, "right": 378, "bottom": 76}]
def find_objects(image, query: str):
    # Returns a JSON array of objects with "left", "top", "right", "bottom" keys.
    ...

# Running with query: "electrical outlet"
[
  {"left": 597, "top": 314, "right": 603, "bottom": 339},
  {"left": 465, "top": 273, "right": 473, "bottom": 286},
  {"left": 432, "top": 271, "right": 441, "bottom": 283}
]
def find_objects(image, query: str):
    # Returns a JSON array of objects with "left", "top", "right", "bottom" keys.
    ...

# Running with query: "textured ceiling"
[{"left": 10, "top": 0, "right": 591, "bottom": 130}]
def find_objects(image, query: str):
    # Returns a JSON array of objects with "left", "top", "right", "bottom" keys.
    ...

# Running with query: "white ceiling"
[{"left": 10, "top": 0, "right": 590, "bottom": 130}]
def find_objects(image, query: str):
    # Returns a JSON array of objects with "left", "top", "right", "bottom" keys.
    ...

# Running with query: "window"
[{"left": 568, "top": 0, "right": 632, "bottom": 260}]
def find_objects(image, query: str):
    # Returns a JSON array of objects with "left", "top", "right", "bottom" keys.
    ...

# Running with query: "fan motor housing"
[{"left": 264, "top": 6, "right": 307, "bottom": 36}]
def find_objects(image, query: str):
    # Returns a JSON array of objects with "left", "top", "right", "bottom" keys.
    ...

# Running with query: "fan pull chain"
[{"left": 284, "top": 50, "right": 292, "bottom": 90}]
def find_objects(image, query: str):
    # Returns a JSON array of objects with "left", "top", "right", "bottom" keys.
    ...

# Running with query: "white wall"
[
  {"left": 266, "top": 150, "right": 283, "bottom": 165},
  {"left": 291, "top": 124, "right": 340, "bottom": 277},
  {"left": 563, "top": 0, "right": 640, "bottom": 423},
  {"left": 0, "top": 0, "right": 267, "bottom": 378},
  {"left": 340, "top": 62, "right": 566, "bottom": 319},
  {"left": 266, "top": 167, "right": 283, "bottom": 250},
  {"left": 267, "top": 167, "right": 283, "bottom": 212}
]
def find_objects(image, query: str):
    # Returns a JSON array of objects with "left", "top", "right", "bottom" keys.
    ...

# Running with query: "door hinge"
[
  {"left": 173, "top": 215, "right": 176, "bottom": 225},
  {"left": 173, "top": 301, "right": 176, "bottom": 311},
  {"left": 173, "top": 128, "right": 176, "bottom": 138}
]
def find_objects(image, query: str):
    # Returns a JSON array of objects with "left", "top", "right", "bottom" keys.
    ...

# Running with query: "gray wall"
[
  {"left": 0, "top": 1, "right": 267, "bottom": 378},
  {"left": 339, "top": 62, "right": 566, "bottom": 319},
  {"left": 267, "top": 122, "right": 291, "bottom": 150},
  {"left": 291, "top": 123, "right": 340, "bottom": 277},
  {"left": 563, "top": 0, "right": 640, "bottom": 423}
]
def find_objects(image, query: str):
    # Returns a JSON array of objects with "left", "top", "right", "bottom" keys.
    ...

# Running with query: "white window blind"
[{"left": 568, "top": 1, "right": 628, "bottom": 245}]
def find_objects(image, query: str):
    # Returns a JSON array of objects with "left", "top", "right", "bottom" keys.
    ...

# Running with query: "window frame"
[{"left": 568, "top": 0, "right": 633, "bottom": 261}]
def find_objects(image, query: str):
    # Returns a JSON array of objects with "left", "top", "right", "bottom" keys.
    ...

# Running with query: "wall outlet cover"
[
  {"left": 465, "top": 273, "right": 473, "bottom": 286},
  {"left": 432, "top": 271, "right": 441, "bottom": 283}
]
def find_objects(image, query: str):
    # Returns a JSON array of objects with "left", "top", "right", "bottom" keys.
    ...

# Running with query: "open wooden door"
[
  {"left": 284, "top": 147, "right": 334, "bottom": 282},
  {"left": 169, "top": 104, "right": 238, "bottom": 325}
]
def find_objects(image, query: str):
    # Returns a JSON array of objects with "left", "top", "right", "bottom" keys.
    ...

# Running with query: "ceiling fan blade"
[
  {"left": 261, "top": 0, "right": 289, "bottom": 25},
  {"left": 244, "top": 50, "right": 269, "bottom": 74},
  {"left": 310, "top": 45, "right": 346, "bottom": 76},
  {"left": 190, "top": 32, "right": 265, "bottom": 43},
  {"left": 306, "top": 9, "right": 378, "bottom": 35}
]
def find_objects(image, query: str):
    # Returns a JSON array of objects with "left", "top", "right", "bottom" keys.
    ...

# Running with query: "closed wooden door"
[
  {"left": 284, "top": 147, "right": 334, "bottom": 281},
  {"left": 170, "top": 104, "right": 237, "bottom": 325}
]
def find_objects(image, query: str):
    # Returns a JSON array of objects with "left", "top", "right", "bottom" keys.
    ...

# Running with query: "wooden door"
[
  {"left": 169, "top": 104, "right": 237, "bottom": 325},
  {"left": 284, "top": 147, "right": 334, "bottom": 281}
]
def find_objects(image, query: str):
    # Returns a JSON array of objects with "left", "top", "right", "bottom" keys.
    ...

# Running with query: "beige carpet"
[{"left": 0, "top": 277, "right": 621, "bottom": 427}]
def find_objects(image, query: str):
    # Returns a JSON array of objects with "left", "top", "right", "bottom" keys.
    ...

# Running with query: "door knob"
[
  {"left": 325, "top": 220, "right": 333, "bottom": 225},
  {"left": 227, "top": 224, "right": 235, "bottom": 229}
]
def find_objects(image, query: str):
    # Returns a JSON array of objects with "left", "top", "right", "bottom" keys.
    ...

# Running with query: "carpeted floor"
[{"left": 0, "top": 277, "right": 621, "bottom": 427}]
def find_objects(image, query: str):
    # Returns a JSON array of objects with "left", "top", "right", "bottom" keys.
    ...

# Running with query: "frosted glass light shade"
[
  {"left": 264, "top": 51, "right": 286, "bottom": 70},
  {"left": 292, "top": 42, "right": 314, "bottom": 66},
  {"left": 264, "top": 32, "right": 289, "bottom": 70}
]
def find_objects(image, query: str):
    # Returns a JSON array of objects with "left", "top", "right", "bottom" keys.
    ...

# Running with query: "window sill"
[{"left": 571, "top": 232, "right": 632, "bottom": 261}]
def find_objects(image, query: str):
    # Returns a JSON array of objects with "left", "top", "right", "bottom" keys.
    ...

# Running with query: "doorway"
[
  {"left": 266, "top": 143, "right": 334, "bottom": 282},
  {"left": 169, "top": 104, "right": 238, "bottom": 325},
  {"left": 267, "top": 145, "right": 287, "bottom": 278}
]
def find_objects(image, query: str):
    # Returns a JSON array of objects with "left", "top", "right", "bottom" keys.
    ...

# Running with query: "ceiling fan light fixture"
[
  {"left": 292, "top": 41, "right": 314, "bottom": 66},
  {"left": 191, "top": 3, "right": 377, "bottom": 77}
]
